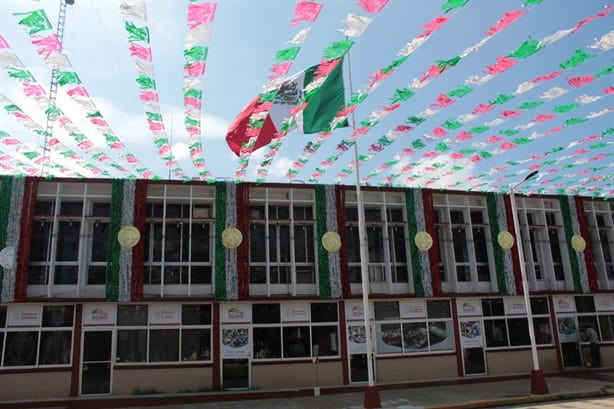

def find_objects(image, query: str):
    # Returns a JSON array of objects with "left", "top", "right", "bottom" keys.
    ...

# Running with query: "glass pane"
[
  {"left": 463, "top": 347, "right": 485, "bottom": 374},
  {"left": 182, "top": 328, "right": 211, "bottom": 361},
  {"left": 482, "top": 298, "right": 504, "bottom": 317},
  {"left": 39, "top": 331, "right": 71, "bottom": 365},
  {"left": 350, "top": 354, "right": 368, "bottom": 382},
  {"left": 253, "top": 327, "right": 281, "bottom": 359},
  {"left": 0, "top": 306, "right": 6, "bottom": 327},
  {"left": 81, "top": 362, "right": 111, "bottom": 394},
  {"left": 4, "top": 332, "right": 38, "bottom": 366},
  {"left": 30, "top": 221, "right": 52, "bottom": 261},
  {"left": 367, "top": 227, "right": 384, "bottom": 262},
  {"left": 311, "top": 303, "right": 338, "bottom": 323},
  {"left": 54, "top": 265, "right": 78, "bottom": 285},
  {"left": 191, "top": 223, "right": 210, "bottom": 261},
  {"left": 375, "top": 323, "right": 402, "bottom": 354},
  {"left": 189, "top": 266, "right": 212, "bottom": 284},
  {"left": 484, "top": 319, "right": 508, "bottom": 347},
  {"left": 427, "top": 300, "right": 451, "bottom": 319},
  {"left": 575, "top": 296, "right": 596, "bottom": 313},
  {"left": 311, "top": 325, "right": 338, "bottom": 356},
  {"left": 83, "top": 332, "right": 111, "bottom": 362},
  {"left": 429, "top": 321, "right": 452, "bottom": 351},
  {"left": 117, "top": 305, "right": 148, "bottom": 326},
  {"left": 252, "top": 304, "right": 280, "bottom": 324},
  {"left": 403, "top": 322, "right": 428, "bottom": 352},
  {"left": 149, "top": 329, "right": 179, "bottom": 362},
  {"left": 531, "top": 297, "right": 549, "bottom": 315},
  {"left": 249, "top": 224, "right": 266, "bottom": 262},
  {"left": 250, "top": 266, "right": 266, "bottom": 284},
  {"left": 534, "top": 317, "right": 552, "bottom": 344},
  {"left": 42, "top": 305, "right": 74, "bottom": 327},
  {"left": 91, "top": 222, "right": 109, "bottom": 262},
  {"left": 508, "top": 318, "right": 530, "bottom": 346},
  {"left": 88, "top": 266, "right": 106, "bottom": 285},
  {"left": 28, "top": 265, "right": 49, "bottom": 285},
  {"left": 282, "top": 326, "right": 310, "bottom": 358},
  {"left": 60, "top": 201, "right": 83, "bottom": 216},
  {"left": 182, "top": 304, "right": 212, "bottom": 325},
  {"left": 374, "top": 301, "right": 400, "bottom": 321},
  {"left": 116, "top": 330, "right": 147, "bottom": 363},
  {"left": 56, "top": 221, "right": 80, "bottom": 261}
]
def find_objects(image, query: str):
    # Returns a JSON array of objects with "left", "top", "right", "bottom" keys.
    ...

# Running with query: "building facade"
[{"left": 0, "top": 176, "right": 612, "bottom": 400}]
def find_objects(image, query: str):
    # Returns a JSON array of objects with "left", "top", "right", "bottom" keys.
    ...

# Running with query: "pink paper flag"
[
  {"left": 369, "top": 143, "right": 384, "bottom": 152},
  {"left": 148, "top": 121, "right": 164, "bottom": 131},
  {"left": 532, "top": 71, "right": 561, "bottom": 83},
  {"left": 291, "top": 1, "right": 323, "bottom": 26},
  {"left": 485, "top": 10, "right": 525, "bottom": 35},
  {"left": 457, "top": 131, "right": 472, "bottom": 141},
  {"left": 185, "top": 62, "right": 206, "bottom": 77},
  {"left": 534, "top": 113, "right": 555, "bottom": 122},
  {"left": 23, "top": 83, "right": 45, "bottom": 97},
  {"left": 604, "top": 86, "right": 614, "bottom": 94},
  {"left": 395, "top": 125, "right": 413, "bottom": 133},
  {"left": 0, "top": 35, "right": 9, "bottom": 49},
  {"left": 486, "top": 135, "right": 502, "bottom": 143},
  {"left": 129, "top": 43, "right": 152, "bottom": 61},
  {"left": 473, "top": 103, "right": 494, "bottom": 115},
  {"left": 139, "top": 90, "right": 159, "bottom": 102},
  {"left": 422, "top": 16, "right": 450, "bottom": 37},
  {"left": 269, "top": 62, "right": 292, "bottom": 80},
  {"left": 432, "top": 127, "right": 447, "bottom": 137},
  {"left": 67, "top": 86, "right": 89, "bottom": 97},
  {"left": 31, "top": 34, "right": 62, "bottom": 59},
  {"left": 184, "top": 97, "right": 201, "bottom": 110},
  {"left": 500, "top": 142, "right": 516, "bottom": 150},
  {"left": 485, "top": 56, "right": 517, "bottom": 74},
  {"left": 1, "top": 138, "right": 20, "bottom": 145},
  {"left": 358, "top": 0, "right": 389, "bottom": 14},
  {"left": 423, "top": 151, "right": 438, "bottom": 158},
  {"left": 572, "top": 6, "right": 611, "bottom": 33},
  {"left": 450, "top": 152, "right": 464, "bottom": 160},
  {"left": 187, "top": 2, "right": 217, "bottom": 28},
  {"left": 432, "top": 93, "right": 454, "bottom": 108},
  {"left": 567, "top": 75, "right": 595, "bottom": 87},
  {"left": 501, "top": 110, "right": 521, "bottom": 118},
  {"left": 91, "top": 118, "right": 108, "bottom": 127}
]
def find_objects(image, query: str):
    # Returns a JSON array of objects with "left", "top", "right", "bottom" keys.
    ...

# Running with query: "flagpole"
[{"left": 345, "top": 38, "right": 381, "bottom": 409}]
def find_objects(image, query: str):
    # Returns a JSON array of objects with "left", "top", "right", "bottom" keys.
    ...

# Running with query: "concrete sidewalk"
[{"left": 2, "top": 370, "right": 614, "bottom": 409}]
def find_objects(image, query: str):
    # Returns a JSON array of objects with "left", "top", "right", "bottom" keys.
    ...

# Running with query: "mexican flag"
[{"left": 225, "top": 58, "right": 347, "bottom": 155}]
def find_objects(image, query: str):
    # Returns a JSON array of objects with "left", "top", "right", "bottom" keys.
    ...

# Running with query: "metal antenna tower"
[{"left": 41, "top": 0, "right": 75, "bottom": 177}]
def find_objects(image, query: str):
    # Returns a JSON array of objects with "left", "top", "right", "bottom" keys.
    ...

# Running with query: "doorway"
[
  {"left": 81, "top": 331, "right": 112, "bottom": 395},
  {"left": 222, "top": 358, "right": 249, "bottom": 389}
]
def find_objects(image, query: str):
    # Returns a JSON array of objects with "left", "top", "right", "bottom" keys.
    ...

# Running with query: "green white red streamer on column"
[
  {"left": 182, "top": 1, "right": 216, "bottom": 181},
  {"left": 255, "top": 0, "right": 394, "bottom": 181},
  {"left": 308, "top": 0, "right": 536, "bottom": 184},
  {"left": 11, "top": 9, "right": 157, "bottom": 179},
  {"left": 233, "top": 0, "right": 326, "bottom": 181},
  {"left": 120, "top": 1, "right": 188, "bottom": 180},
  {"left": 357, "top": 7, "right": 612, "bottom": 187}
]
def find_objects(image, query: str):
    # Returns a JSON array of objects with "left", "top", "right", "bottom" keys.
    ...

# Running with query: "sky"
[{"left": 0, "top": 0, "right": 612, "bottom": 197}]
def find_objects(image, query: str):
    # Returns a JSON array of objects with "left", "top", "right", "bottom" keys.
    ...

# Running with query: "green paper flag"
[
  {"left": 14, "top": 10, "right": 52, "bottom": 34},
  {"left": 559, "top": 48, "right": 594, "bottom": 70},
  {"left": 391, "top": 88, "right": 415, "bottom": 103},
  {"left": 125, "top": 21, "right": 150, "bottom": 43},
  {"left": 442, "top": 0, "right": 469, "bottom": 13},
  {"left": 275, "top": 47, "right": 300, "bottom": 62},
  {"left": 322, "top": 40, "right": 354, "bottom": 60},
  {"left": 136, "top": 75, "right": 156, "bottom": 90},
  {"left": 442, "top": 119, "right": 462, "bottom": 130},
  {"left": 447, "top": 85, "right": 473, "bottom": 97},
  {"left": 553, "top": 103, "right": 579, "bottom": 114},
  {"left": 57, "top": 71, "right": 82, "bottom": 86},
  {"left": 508, "top": 36, "right": 543, "bottom": 59},
  {"left": 490, "top": 93, "right": 514, "bottom": 105},
  {"left": 185, "top": 46, "right": 208, "bottom": 62},
  {"left": 518, "top": 101, "right": 544, "bottom": 109}
]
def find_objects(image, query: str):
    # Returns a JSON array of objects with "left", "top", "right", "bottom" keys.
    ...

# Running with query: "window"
[
  {"left": 28, "top": 182, "right": 112, "bottom": 297},
  {"left": 251, "top": 302, "right": 339, "bottom": 360},
  {"left": 373, "top": 299, "right": 454, "bottom": 355},
  {"left": 516, "top": 198, "right": 571, "bottom": 291},
  {"left": 345, "top": 191, "right": 410, "bottom": 293},
  {"left": 482, "top": 297, "right": 552, "bottom": 348},
  {"left": 143, "top": 184, "right": 214, "bottom": 296},
  {"left": 583, "top": 200, "right": 614, "bottom": 289},
  {"left": 115, "top": 304, "right": 212, "bottom": 364},
  {"left": 434, "top": 194, "right": 494, "bottom": 292},
  {"left": 249, "top": 188, "right": 316, "bottom": 295},
  {"left": 1, "top": 305, "right": 74, "bottom": 368}
]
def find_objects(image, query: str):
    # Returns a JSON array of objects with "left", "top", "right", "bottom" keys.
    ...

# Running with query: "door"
[
  {"left": 221, "top": 327, "right": 250, "bottom": 389},
  {"left": 557, "top": 316, "right": 582, "bottom": 367},
  {"left": 81, "top": 330, "right": 112, "bottom": 395},
  {"left": 459, "top": 319, "right": 486, "bottom": 375}
]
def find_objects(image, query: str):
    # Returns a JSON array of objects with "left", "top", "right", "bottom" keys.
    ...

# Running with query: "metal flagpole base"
[
  {"left": 363, "top": 385, "right": 381, "bottom": 408},
  {"left": 530, "top": 369, "right": 549, "bottom": 395}
]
